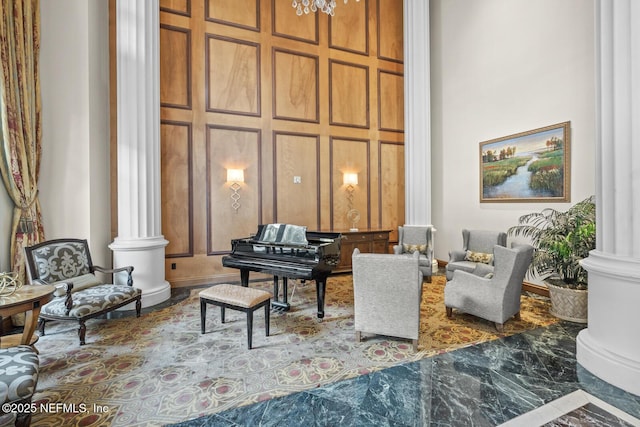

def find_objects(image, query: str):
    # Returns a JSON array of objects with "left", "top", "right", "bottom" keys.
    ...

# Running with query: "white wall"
[
  {"left": 430, "top": 0, "right": 596, "bottom": 265},
  {"left": 39, "top": 0, "right": 111, "bottom": 267},
  {"left": 1, "top": 0, "right": 110, "bottom": 272}
]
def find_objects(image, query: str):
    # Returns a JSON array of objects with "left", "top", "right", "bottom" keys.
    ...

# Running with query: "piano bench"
[{"left": 199, "top": 284, "right": 272, "bottom": 349}]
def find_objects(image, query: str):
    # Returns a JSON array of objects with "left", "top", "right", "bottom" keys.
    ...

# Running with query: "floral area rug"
[{"left": 30, "top": 274, "right": 557, "bottom": 426}]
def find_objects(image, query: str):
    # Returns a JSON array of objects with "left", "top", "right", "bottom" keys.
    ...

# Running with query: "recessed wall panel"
[
  {"left": 273, "top": 49, "right": 319, "bottom": 122},
  {"left": 329, "top": 60, "right": 369, "bottom": 128},
  {"left": 378, "top": 70, "right": 404, "bottom": 132},
  {"left": 272, "top": 0, "right": 319, "bottom": 44},
  {"left": 206, "top": 0, "right": 259, "bottom": 31},
  {"left": 377, "top": 0, "right": 403, "bottom": 62},
  {"left": 160, "top": 0, "right": 191, "bottom": 16},
  {"left": 331, "top": 138, "right": 370, "bottom": 230},
  {"left": 206, "top": 126, "right": 261, "bottom": 254},
  {"left": 160, "top": 25, "right": 191, "bottom": 109},
  {"left": 161, "top": 121, "right": 193, "bottom": 256},
  {"left": 379, "top": 141, "right": 404, "bottom": 241},
  {"left": 329, "top": 0, "right": 368, "bottom": 55},
  {"left": 206, "top": 35, "right": 260, "bottom": 116},
  {"left": 274, "top": 133, "right": 319, "bottom": 228}
]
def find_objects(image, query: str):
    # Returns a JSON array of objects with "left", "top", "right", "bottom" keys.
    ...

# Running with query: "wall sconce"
[
  {"left": 226, "top": 168, "right": 245, "bottom": 212},
  {"left": 343, "top": 172, "right": 360, "bottom": 231}
]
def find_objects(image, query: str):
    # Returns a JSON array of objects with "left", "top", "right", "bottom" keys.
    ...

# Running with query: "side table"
[{"left": 0, "top": 284, "right": 55, "bottom": 349}]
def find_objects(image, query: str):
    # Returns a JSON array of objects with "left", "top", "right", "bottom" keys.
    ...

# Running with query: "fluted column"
[
  {"left": 576, "top": 0, "right": 640, "bottom": 396},
  {"left": 404, "top": 0, "right": 436, "bottom": 271},
  {"left": 403, "top": 0, "right": 431, "bottom": 226},
  {"left": 110, "top": 0, "right": 170, "bottom": 307}
]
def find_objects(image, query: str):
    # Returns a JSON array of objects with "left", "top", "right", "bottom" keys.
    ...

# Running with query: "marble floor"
[{"left": 166, "top": 319, "right": 640, "bottom": 427}]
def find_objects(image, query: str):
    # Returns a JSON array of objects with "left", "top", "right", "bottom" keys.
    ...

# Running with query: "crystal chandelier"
[{"left": 292, "top": 0, "right": 360, "bottom": 17}]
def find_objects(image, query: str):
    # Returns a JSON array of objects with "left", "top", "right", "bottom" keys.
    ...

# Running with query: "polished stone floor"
[{"left": 168, "top": 321, "right": 640, "bottom": 426}]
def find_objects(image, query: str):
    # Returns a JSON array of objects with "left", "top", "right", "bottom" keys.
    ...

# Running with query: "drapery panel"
[{"left": 0, "top": 0, "right": 44, "bottom": 283}]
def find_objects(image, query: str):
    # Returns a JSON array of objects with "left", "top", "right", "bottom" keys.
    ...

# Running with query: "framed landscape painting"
[{"left": 480, "top": 121, "right": 571, "bottom": 203}]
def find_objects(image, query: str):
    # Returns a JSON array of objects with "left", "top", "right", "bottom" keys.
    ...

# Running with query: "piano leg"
[
  {"left": 240, "top": 269, "right": 249, "bottom": 287},
  {"left": 271, "top": 276, "right": 291, "bottom": 312},
  {"left": 273, "top": 276, "right": 279, "bottom": 300},
  {"left": 316, "top": 277, "right": 326, "bottom": 319}
]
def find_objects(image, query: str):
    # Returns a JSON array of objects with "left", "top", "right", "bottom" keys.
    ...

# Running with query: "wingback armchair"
[
  {"left": 352, "top": 248, "right": 423, "bottom": 351},
  {"left": 444, "top": 244, "right": 534, "bottom": 331},
  {"left": 392, "top": 224, "right": 434, "bottom": 282},
  {"left": 445, "top": 229, "right": 507, "bottom": 280},
  {"left": 24, "top": 238, "right": 142, "bottom": 345}
]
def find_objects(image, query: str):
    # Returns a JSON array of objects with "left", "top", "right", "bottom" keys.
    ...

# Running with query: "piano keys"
[{"left": 222, "top": 224, "right": 341, "bottom": 318}]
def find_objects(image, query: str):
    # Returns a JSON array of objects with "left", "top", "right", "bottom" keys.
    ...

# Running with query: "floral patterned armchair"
[{"left": 24, "top": 238, "right": 142, "bottom": 345}]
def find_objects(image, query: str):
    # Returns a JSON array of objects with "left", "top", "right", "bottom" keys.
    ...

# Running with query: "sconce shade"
[
  {"left": 227, "top": 169, "right": 245, "bottom": 183},
  {"left": 343, "top": 172, "right": 358, "bottom": 186}
]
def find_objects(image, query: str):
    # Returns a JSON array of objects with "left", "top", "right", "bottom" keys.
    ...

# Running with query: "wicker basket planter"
[{"left": 547, "top": 281, "right": 588, "bottom": 323}]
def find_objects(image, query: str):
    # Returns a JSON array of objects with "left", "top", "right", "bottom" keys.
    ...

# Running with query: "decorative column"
[
  {"left": 404, "top": 0, "right": 436, "bottom": 272},
  {"left": 403, "top": 0, "right": 431, "bottom": 226},
  {"left": 576, "top": 0, "right": 640, "bottom": 396},
  {"left": 110, "top": 0, "right": 170, "bottom": 307}
]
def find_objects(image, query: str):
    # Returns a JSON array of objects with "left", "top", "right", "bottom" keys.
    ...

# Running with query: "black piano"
[{"left": 222, "top": 224, "right": 341, "bottom": 318}]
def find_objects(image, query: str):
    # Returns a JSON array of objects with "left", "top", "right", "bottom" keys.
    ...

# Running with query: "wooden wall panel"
[
  {"left": 329, "top": 0, "right": 368, "bottom": 55},
  {"left": 272, "top": 1, "right": 319, "bottom": 44},
  {"left": 331, "top": 138, "right": 370, "bottom": 230},
  {"left": 149, "top": 1, "right": 405, "bottom": 285},
  {"left": 379, "top": 141, "right": 404, "bottom": 242},
  {"left": 206, "top": 35, "right": 260, "bottom": 116},
  {"left": 273, "top": 49, "right": 319, "bottom": 122},
  {"left": 206, "top": 0, "right": 259, "bottom": 31},
  {"left": 378, "top": 70, "right": 404, "bottom": 132},
  {"left": 377, "top": 0, "right": 403, "bottom": 63},
  {"left": 160, "top": 0, "right": 191, "bottom": 17},
  {"left": 206, "top": 126, "right": 261, "bottom": 254},
  {"left": 161, "top": 121, "right": 193, "bottom": 257},
  {"left": 329, "top": 60, "right": 369, "bottom": 128},
  {"left": 274, "top": 132, "right": 320, "bottom": 228},
  {"left": 160, "top": 25, "right": 191, "bottom": 109}
]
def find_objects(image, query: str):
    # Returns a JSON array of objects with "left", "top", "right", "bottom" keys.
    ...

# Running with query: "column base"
[
  {"left": 577, "top": 330, "right": 640, "bottom": 396},
  {"left": 109, "top": 236, "right": 171, "bottom": 308},
  {"left": 577, "top": 251, "right": 640, "bottom": 396}
]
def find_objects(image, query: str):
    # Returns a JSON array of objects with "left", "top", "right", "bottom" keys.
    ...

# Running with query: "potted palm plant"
[{"left": 508, "top": 195, "right": 595, "bottom": 323}]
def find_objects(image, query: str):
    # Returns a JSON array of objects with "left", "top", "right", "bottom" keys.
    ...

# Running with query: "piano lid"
[{"left": 257, "top": 223, "right": 308, "bottom": 246}]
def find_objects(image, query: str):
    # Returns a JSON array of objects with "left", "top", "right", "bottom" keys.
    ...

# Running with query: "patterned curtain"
[{"left": 0, "top": 0, "right": 44, "bottom": 284}]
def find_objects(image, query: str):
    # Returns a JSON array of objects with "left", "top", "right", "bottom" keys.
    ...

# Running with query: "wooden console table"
[{"left": 334, "top": 229, "right": 391, "bottom": 273}]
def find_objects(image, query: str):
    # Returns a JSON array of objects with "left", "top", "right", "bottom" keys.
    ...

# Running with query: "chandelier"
[{"left": 292, "top": 0, "right": 360, "bottom": 17}]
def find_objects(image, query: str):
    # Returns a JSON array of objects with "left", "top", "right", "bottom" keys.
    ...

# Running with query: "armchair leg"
[
  {"left": 495, "top": 323, "right": 504, "bottom": 332},
  {"left": 426, "top": 276, "right": 432, "bottom": 283},
  {"left": 135, "top": 296, "right": 142, "bottom": 317},
  {"left": 412, "top": 339, "right": 418, "bottom": 352},
  {"left": 446, "top": 307, "right": 453, "bottom": 318},
  {"left": 38, "top": 318, "right": 46, "bottom": 336},
  {"left": 355, "top": 331, "right": 361, "bottom": 342}
]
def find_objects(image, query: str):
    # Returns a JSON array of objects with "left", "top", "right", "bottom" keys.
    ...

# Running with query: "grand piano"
[{"left": 222, "top": 224, "right": 341, "bottom": 318}]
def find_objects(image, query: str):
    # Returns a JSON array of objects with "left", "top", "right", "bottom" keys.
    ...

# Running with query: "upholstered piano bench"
[{"left": 199, "top": 284, "right": 271, "bottom": 349}]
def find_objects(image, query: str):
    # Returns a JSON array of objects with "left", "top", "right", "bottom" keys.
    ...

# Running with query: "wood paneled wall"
[{"left": 148, "top": 0, "right": 404, "bottom": 285}]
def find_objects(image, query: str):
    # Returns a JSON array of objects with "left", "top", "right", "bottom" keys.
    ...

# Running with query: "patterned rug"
[{"left": 30, "top": 274, "right": 557, "bottom": 426}]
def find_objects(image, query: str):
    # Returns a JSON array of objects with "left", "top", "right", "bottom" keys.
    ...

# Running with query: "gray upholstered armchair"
[
  {"left": 24, "top": 238, "right": 142, "bottom": 345},
  {"left": 444, "top": 244, "right": 534, "bottom": 331},
  {"left": 352, "top": 248, "right": 423, "bottom": 351},
  {"left": 392, "top": 225, "right": 434, "bottom": 282},
  {"left": 445, "top": 229, "right": 507, "bottom": 280}
]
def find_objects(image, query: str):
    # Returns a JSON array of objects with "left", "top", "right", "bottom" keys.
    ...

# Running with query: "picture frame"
[{"left": 480, "top": 121, "right": 571, "bottom": 203}]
